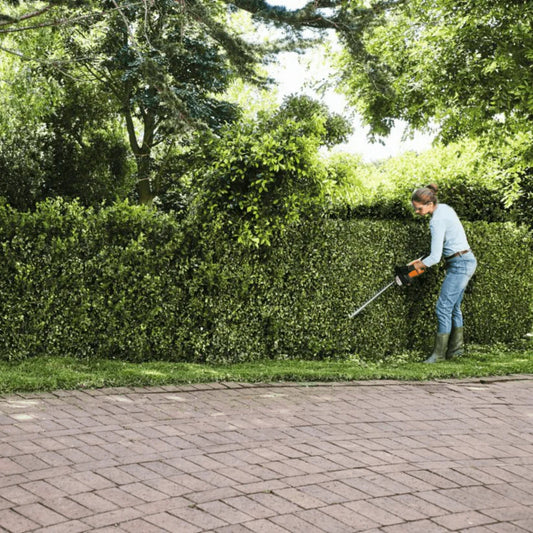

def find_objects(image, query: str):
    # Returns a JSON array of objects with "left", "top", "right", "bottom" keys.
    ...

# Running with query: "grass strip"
[{"left": 0, "top": 344, "right": 531, "bottom": 394}]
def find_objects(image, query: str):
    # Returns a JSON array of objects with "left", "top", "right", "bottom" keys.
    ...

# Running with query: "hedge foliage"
[
  {"left": 0, "top": 199, "right": 531, "bottom": 362},
  {"left": 326, "top": 141, "right": 532, "bottom": 227}
]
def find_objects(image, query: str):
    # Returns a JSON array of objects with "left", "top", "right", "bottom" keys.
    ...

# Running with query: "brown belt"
[{"left": 445, "top": 249, "right": 471, "bottom": 260}]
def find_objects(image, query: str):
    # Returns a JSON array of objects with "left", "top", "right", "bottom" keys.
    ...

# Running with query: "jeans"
[{"left": 436, "top": 251, "right": 477, "bottom": 334}]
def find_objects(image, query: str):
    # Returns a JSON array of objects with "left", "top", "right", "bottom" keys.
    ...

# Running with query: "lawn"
[{"left": 0, "top": 343, "right": 531, "bottom": 394}]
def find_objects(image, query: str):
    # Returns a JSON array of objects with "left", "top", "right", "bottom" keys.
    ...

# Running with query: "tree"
[
  {"left": 9, "top": 0, "right": 529, "bottom": 145},
  {"left": 7, "top": 1, "right": 530, "bottom": 212},
  {"left": 0, "top": 13, "right": 134, "bottom": 209},
  {"left": 331, "top": 0, "right": 533, "bottom": 218},
  {"left": 61, "top": 1, "right": 267, "bottom": 205},
  {"left": 1, "top": 1, "right": 268, "bottom": 204},
  {"left": 1, "top": 1, "right": 363, "bottom": 206},
  {"left": 176, "top": 95, "right": 352, "bottom": 246},
  {"left": 334, "top": 0, "right": 533, "bottom": 142},
  {"left": 0, "top": 80, "right": 134, "bottom": 210}
]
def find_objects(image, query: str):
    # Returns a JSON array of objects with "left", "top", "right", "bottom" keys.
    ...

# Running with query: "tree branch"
[
  {"left": 124, "top": 103, "right": 141, "bottom": 154},
  {"left": 225, "top": 0, "right": 341, "bottom": 30},
  {"left": 0, "top": 6, "right": 51, "bottom": 29},
  {"left": 0, "top": 43, "right": 25, "bottom": 59}
]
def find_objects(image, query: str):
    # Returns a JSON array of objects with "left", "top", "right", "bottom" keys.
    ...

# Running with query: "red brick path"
[{"left": 0, "top": 377, "right": 532, "bottom": 532}]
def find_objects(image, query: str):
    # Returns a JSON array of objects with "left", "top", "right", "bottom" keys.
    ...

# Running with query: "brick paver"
[{"left": 0, "top": 376, "right": 532, "bottom": 532}]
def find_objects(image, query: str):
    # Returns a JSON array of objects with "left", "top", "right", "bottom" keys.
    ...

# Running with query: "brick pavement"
[{"left": 0, "top": 376, "right": 532, "bottom": 532}]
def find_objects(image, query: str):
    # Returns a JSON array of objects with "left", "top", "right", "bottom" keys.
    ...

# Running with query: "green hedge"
[
  {"left": 0, "top": 199, "right": 531, "bottom": 362},
  {"left": 0, "top": 200, "right": 190, "bottom": 361},
  {"left": 325, "top": 143, "right": 532, "bottom": 227}
]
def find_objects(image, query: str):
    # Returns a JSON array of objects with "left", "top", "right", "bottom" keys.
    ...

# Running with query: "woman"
[{"left": 410, "top": 184, "right": 477, "bottom": 363}]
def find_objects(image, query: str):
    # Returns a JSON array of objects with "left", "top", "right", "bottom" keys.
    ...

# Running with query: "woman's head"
[{"left": 411, "top": 184, "right": 438, "bottom": 216}]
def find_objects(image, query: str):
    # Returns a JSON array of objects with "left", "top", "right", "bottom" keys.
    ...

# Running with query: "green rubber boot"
[
  {"left": 446, "top": 327, "right": 464, "bottom": 359},
  {"left": 424, "top": 333, "right": 450, "bottom": 363}
]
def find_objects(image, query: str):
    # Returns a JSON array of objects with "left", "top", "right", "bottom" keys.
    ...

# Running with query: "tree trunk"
[
  {"left": 124, "top": 105, "right": 156, "bottom": 206},
  {"left": 136, "top": 149, "right": 154, "bottom": 206}
]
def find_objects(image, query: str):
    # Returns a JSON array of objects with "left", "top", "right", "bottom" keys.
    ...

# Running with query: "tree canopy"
[
  {"left": 1, "top": 0, "right": 531, "bottom": 214},
  {"left": 3, "top": 1, "right": 531, "bottom": 145},
  {"left": 334, "top": 0, "right": 533, "bottom": 143},
  {"left": 1, "top": 1, "right": 272, "bottom": 204}
]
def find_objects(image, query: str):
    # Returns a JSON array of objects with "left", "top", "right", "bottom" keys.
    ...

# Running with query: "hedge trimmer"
[{"left": 349, "top": 261, "right": 425, "bottom": 318}]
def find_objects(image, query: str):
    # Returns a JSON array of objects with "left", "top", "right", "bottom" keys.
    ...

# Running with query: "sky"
[{"left": 265, "top": 0, "right": 435, "bottom": 162}]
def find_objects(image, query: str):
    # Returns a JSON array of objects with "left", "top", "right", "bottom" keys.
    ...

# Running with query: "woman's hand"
[{"left": 409, "top": 259, "right": 427, "bottom": 274}]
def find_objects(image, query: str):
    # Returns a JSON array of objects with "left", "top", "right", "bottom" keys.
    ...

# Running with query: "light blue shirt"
[{"left": 423, "top": 203, "right": 470, "bottom": 267}]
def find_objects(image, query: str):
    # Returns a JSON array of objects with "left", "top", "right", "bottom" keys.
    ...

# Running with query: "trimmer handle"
[{"left": 394, "top": 263, "right": 424, "bottom": 286}]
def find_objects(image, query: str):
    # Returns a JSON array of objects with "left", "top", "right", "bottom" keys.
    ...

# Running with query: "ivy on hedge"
[{"left": 0, "top": 199, "right": 531, "bottom": 362}]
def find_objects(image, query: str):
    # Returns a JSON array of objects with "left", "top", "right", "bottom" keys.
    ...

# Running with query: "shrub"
[
  {"left": 465, "top": 222, "right": 533, "bottom": 343},
  {"left": 200, "top": 219, "right": 531, "bottom": 361},
  {"left": 164, "top": 96, "right": 352, "bottom": 247},
  {"left": 0, "top": 199, "right": 190, "bottom": 361},
  {"left": 327, "top": 140, "right": 530, "bottom": 225},
  {"left": 0, "top": 199, "right": 530, "bottom": 362}
]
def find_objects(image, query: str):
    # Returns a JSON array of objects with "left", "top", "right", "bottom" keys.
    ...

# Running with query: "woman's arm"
[{"left": 422, "top": 218, "right": 445, "bottom": 268}]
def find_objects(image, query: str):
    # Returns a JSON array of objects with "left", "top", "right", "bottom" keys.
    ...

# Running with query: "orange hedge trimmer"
[{"left": 349, "top": 261, "right": 426, "bottom": 318}]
